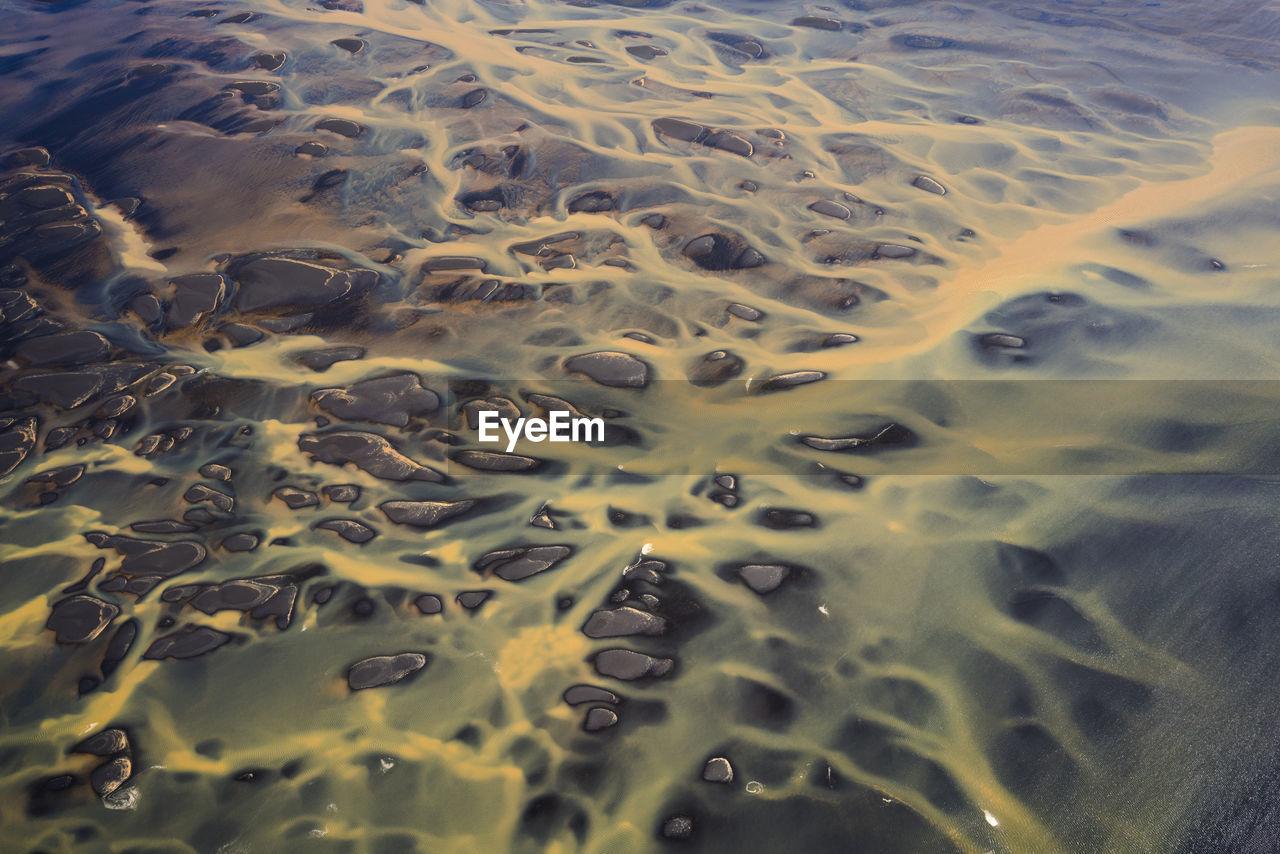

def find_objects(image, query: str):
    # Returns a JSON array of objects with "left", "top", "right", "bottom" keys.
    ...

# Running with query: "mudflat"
[{"left": 2, "top": 0, "right": 1280, "bottom": 852}]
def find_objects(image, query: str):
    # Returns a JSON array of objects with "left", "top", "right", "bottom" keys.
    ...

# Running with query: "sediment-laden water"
[{"left": 2, "top": 0, "right": 1280, "bottom": 851}]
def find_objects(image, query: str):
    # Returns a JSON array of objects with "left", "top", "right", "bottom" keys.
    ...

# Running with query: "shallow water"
[{"left": 2, "top": 0, "right": 1280, "bottom": 851}]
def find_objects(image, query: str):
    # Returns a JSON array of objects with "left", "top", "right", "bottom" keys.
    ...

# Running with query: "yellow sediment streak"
[{"left": 913, "top": 126, "right": 1280, "bottom": 346}]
